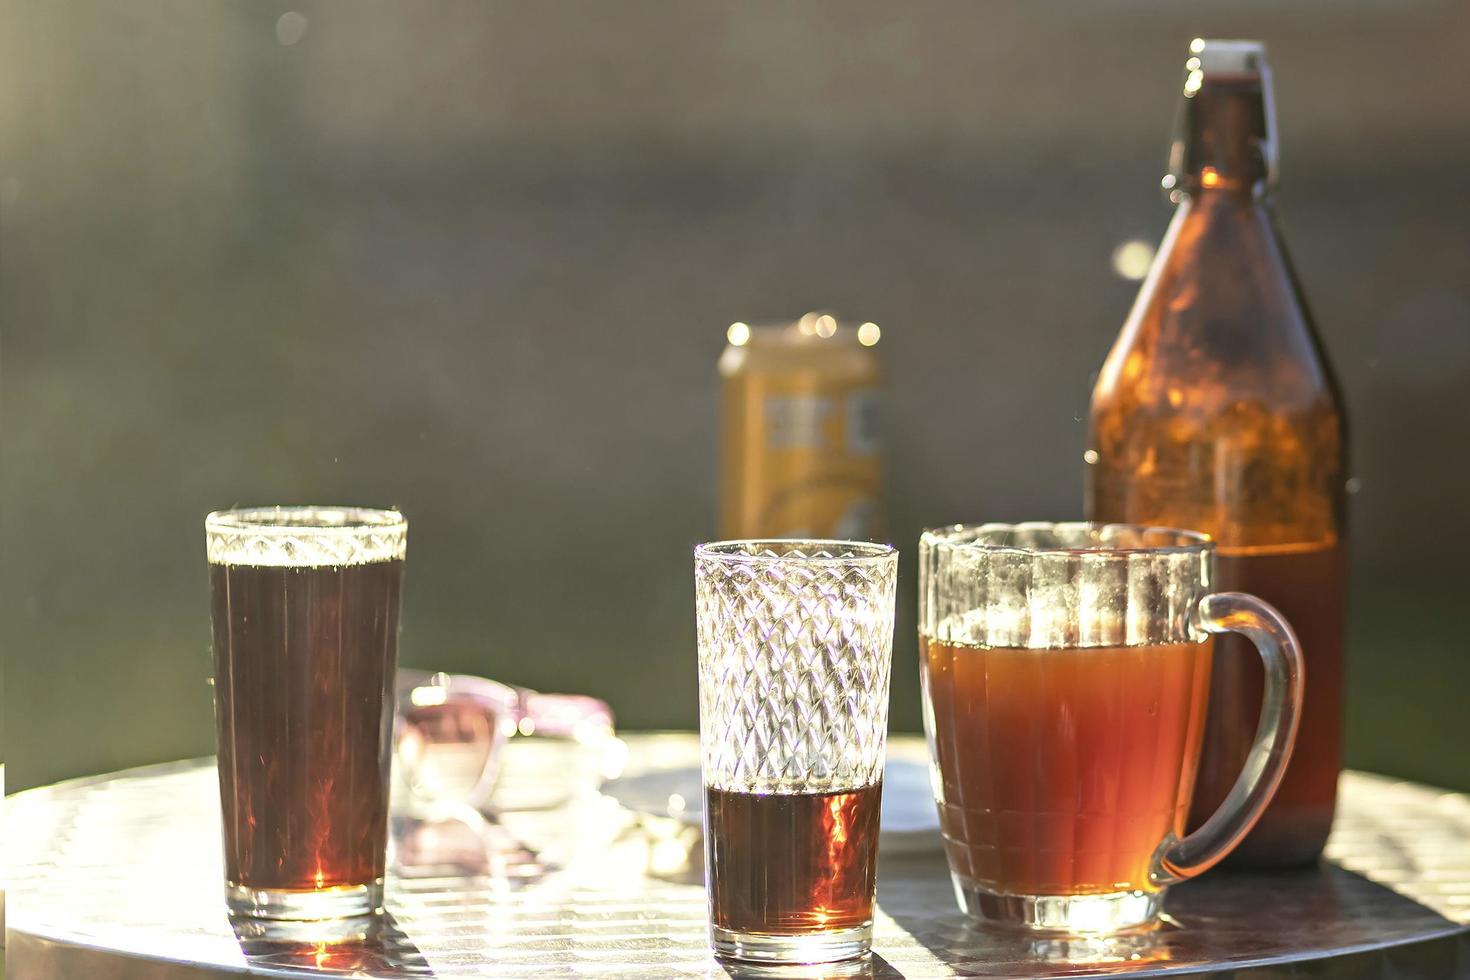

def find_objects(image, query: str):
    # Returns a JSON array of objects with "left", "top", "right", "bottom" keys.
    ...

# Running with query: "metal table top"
[{"left": 5, "top": 734, "right": 1469, "bottom": 978}]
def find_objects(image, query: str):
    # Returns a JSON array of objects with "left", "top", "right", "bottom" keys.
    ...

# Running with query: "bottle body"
[
  {"left": 1087, "top": 186, "right": 1347, "bottom": 866},
  {"left": 719, "top": 316, "right": 883, "bottom": 541}
]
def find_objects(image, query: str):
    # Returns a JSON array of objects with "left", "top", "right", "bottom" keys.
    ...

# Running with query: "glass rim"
[
  {"left": 206, "top": 505, "right": 406, "bottom": 534},
  {"left": 205, "top": 506, "right": 407, "bottom": 567},
  {"left": 695, "top": 538, "right": 896, "bottom": 565},
  {"left": 919, "top": 521, "right": 1213, "bottom": 557}
]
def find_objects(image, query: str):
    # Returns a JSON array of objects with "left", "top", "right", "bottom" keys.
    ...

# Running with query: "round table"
[{"left": 5, "top": 734, "right": 1468, "bottom": 978}]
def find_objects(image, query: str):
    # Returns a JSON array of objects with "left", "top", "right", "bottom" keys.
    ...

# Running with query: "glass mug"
[
  {"left": 207, "top": 506, "right": 407, "bottom": 921},
  {"left": 918, "top": 522, "right": 1303, "bottom": 934},
  {"left": 695, "top": 540, "right": 898, "bottom": 964}
]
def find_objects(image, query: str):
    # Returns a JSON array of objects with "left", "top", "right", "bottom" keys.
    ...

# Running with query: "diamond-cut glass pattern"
[
  {"left": 206, "top": 507, "right": 407, "bottom": 567},
  {"left": 696, "top": 540, "right": 897, "bottom": 795}
]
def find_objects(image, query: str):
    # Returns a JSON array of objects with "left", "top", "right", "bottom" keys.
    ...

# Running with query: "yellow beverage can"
[{"left": 718, "top": 314, "right": 883, "bottom": 541}]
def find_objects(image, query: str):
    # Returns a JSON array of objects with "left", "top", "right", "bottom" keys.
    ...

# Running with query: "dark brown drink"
[
  {"left": 210, "top": 551, "right": 403, "bottom": 913},
  {"left": 1189, "top": 542, "right": 1346, "bottom": 865},
  {"left": 705, "top": 784, "right": 881, "bottom": 936}
]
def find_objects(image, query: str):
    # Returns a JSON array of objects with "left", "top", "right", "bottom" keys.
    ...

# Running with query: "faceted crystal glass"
[{"left": 695, "top": 539, "right": 897, "bottom": 964}]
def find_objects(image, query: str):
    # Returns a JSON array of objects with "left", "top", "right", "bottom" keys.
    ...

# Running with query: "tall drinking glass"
[
  {"left": 918, "top": 522, "right": 1302, "bottom": 934},
  {"left": 695, "top": 540, "right": 898, "bottom": 964},
  {"left": 207, "top": 507, "right": 407, "bottom": 921}
]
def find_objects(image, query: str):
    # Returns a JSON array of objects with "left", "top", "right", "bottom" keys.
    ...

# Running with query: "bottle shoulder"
[{"left": 1096, "top": 196, "right": 1342, "bottom": 415}]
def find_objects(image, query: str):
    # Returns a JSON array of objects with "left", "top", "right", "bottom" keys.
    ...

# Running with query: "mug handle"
[{"left": 1150, "top": 591, "right": 1305, "bottom": 886}]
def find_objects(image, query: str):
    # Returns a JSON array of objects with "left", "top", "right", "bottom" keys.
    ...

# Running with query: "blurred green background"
[{"left": 3, "top": 1, "right": 1467, "bottom": 795}]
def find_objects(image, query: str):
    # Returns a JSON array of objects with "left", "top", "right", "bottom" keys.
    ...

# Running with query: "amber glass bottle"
[{"left": 1087, "top": 40, "right": 1347, "bottom": 867}]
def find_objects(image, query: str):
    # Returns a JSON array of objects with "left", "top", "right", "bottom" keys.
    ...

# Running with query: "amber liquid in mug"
[
  {"left": 705, "top": 783, "right": 882, "bottom": 935},
  {"left": 210, "top": 559, "right": 403, "bottom": 894},
  {"left": 920, "top": 637, "right": 1212, "bottom": 895}
]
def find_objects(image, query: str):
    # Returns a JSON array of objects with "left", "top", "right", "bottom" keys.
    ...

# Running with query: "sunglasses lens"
[{"left": 398, "top": 697, "right": 504, "bottom": 805}]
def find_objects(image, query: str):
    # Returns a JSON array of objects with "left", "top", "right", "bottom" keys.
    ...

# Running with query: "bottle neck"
[{"left": 1167, "top": 78, "right": 1277, "bottom": 203}]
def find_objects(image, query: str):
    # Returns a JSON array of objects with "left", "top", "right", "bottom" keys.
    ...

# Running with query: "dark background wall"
[{"left": 4, "top": 1, "right": 1467, "bottom": 793}]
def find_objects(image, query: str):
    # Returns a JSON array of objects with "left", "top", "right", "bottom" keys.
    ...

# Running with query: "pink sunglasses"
[{"left": 394, "top": 669, "right": 616, "bottom": 813}]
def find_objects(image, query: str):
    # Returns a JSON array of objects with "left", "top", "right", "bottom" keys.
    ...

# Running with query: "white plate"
[{"left": 605, "top": 747, "right": 942, "bottom": 856}]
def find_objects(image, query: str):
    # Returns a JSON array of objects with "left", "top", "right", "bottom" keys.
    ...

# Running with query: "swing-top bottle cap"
[
  {"left": 1184, "top": 38, "right": 1268, "bottom": 85},
  {"left": 1165, "top": 38, "right": 1278, "bottom": 200}
]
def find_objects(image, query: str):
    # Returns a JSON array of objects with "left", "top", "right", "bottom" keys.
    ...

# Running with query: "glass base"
[
  {"left": 953, "top": 876, "right": 1162, "bottom": 935},
  {"left": 226, "top": 879, "right": 384, "bottom": 921},
  {"left": 710, "top": 923, "right": 872, "bottom": 964},
  {"left": 229, "top": 912, "right": 380, "bottom": 946}
]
